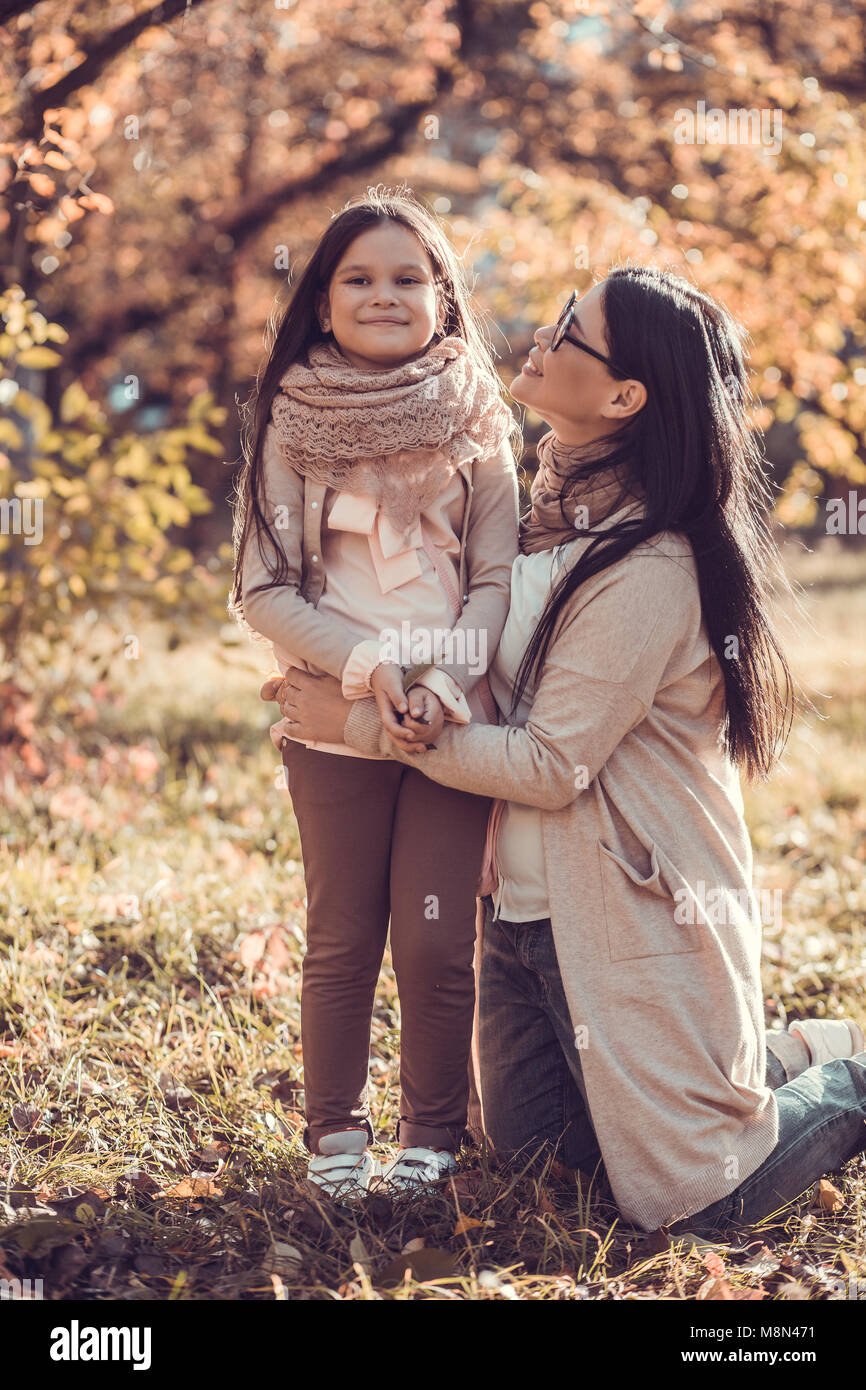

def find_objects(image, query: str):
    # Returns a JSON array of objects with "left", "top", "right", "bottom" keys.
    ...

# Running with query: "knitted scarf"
[
  {"left": 270, "top": 334, "right": 513, "bottom": 536},
  {"left": 520, "top": 430, "right": 645, "bottom": 554}
]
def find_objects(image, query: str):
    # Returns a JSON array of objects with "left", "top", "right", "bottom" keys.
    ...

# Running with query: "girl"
[
  {"left": 276, "top": 266, "right": 866, "bottom": 1237},
  {"left": 228, "top": 188, "right": 519, "bottom": 1197}
]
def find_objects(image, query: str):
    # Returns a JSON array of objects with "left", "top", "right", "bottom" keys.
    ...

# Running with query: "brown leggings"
[{"left": 282, "top": 739, "right": 491, "bottom": 1153}]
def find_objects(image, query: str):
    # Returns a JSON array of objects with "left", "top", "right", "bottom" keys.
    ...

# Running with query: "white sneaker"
[
  {"left": 379, "top": 1146, "right": 458, "bottom": 1192},
  {"left": 788, "top": 1018, "right": 865, "bottom": 1067},
  {"left": 307, "top": 1129, "right": 378, "bottom": 1201}
]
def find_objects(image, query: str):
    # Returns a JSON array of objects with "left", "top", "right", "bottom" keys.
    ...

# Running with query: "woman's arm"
[
  {"left": 239, "top": 423, "right": 363, "bottom": 679},
  {"left": 344, "top": 541, "right": 703, "bottom": 809}
]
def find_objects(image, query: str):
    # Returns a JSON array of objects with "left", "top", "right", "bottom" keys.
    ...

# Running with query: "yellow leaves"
[
  {"left": 183, "top": 425, "right": 224, "bottom": 457},
  {"left": 453, "top": 1213, "right": 484, "bottom": 1236},
  {"left": 13, "top": 478, "right": 50, "bottom": 499},
  {"left": 113, "top": 440, "right": 151, "bottom": 479},
  {"left": 60, "top": 381, "right": 91, "bottom": 422},
  {"left": 16, "top": 346, "right": 62, "bottom": 368},
  {"left": 0, "top": 419, "right": 23, "bottom": 449}
]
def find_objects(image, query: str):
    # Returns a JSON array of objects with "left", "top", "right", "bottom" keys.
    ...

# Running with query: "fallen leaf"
[
  {"left": 697, "top": 1275, "right": 735, "bottom": 1300},
  {"left": 161, "top": 1177, "right": 224, "bottom": 1200},
  {"left": 453, "top": 1214, "right": 484, "bottom": 1236},
  {"left": 263, "top": 1240, "right": 303, "bottom": 1278},
  {"left": 11, "top": 1102, "right": 42, "bottom": 1133},
  {"left": 239, "top": 932, "right": 268, "bottom": 968},
  {"left": 703, "top": 1250, "right": 727, "bottom": 1280},
  {"left": 378, "top": 1247, "right": 458, "bottom": 1285},
  {"left": 813, "top": 1178, "right": 845, "bottom": 1213},
  {"left": 349, "top": 1233, "right": 373, "bottom": 1272}
]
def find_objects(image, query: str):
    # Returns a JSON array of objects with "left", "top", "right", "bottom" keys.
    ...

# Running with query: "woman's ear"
[
  {"left": 316, "top": 291, "right": 331, "bottom": 333},
  {"left": 601, "top": 378, "right": 647, "bottom": 420}
]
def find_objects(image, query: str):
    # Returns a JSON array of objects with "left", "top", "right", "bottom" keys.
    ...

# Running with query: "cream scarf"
[{"left": 270, "top": 334, "right": 513, "bottom": 536}]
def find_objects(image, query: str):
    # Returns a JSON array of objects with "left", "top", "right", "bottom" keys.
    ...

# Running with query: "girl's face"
[
  {"left": 511, "top": 281, "right": 645, "bottom": 444},
  {"left": 319, "top": 221, "right": 444, "bottom": 371}
]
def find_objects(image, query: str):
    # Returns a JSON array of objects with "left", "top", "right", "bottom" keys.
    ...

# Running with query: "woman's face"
[
  {"left": 511, "top": 281, "right": 645, "bottom": 443},
  {"left": 320, "top": 221, "right": 443, "bottom": 371}
]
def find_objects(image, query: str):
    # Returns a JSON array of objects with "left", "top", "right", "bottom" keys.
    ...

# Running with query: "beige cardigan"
[
  {"left": 344, "top": 531, "right": 779, "bottom": 1232},
  {"left": 239, "top": 422, "right": 519, "bottom": 706}
]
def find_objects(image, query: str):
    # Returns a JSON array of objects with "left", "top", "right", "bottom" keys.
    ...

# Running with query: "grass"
[{"left": 0, "top": 537, "right": 864, "bottom": 1301}]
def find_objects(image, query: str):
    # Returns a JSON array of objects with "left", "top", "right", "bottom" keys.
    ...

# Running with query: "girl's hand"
[
  {"left": 370, "top": 662, "right": 411, "bottom": 740},
  {"left": 264, "top": 669, "right": 353, "bottom": 745},
  {"left": 397, "top": 686, "right": 444, "bottom": 754}
]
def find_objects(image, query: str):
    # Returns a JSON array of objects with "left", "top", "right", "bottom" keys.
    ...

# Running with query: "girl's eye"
[{"left": 343, "top": 276, "right": 423, "bottom": 285}]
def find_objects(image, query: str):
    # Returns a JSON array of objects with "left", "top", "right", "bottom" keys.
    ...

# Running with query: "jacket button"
[
  {"left": 311, "top": 500, "right": 318, "bottom": 509},
  {"left": 311, "top": 555, "right": 319, "bottom": 563}
]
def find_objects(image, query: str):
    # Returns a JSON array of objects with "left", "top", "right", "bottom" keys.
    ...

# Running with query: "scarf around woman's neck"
[
  {"left": 520, "top": 429, "right": 645, "bottom": 555},
  {"left": 270, "top": 333, "right": 512, "bottom": 535}
]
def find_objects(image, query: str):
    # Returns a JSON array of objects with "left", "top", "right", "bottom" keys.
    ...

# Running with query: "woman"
[{"left": 267, "top": 266, "right": 866, "bottom": 1235}]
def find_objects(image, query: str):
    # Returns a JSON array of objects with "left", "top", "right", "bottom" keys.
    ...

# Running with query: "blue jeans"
[{"left": 479, "top": 899, "right": 866, "bottom": 1235}]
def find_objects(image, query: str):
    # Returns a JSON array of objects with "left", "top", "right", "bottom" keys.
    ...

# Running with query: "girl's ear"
[{"left": 316, "top": 291, "right": 331, "bottom": 333}]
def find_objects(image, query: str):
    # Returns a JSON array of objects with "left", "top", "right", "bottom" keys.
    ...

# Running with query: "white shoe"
[
  {"left": 307, "top": 1129, "right": 378, "bottom": 1200},
  {"left": 788, "top": 1018, "right": 865, "bottom": 1067},
  {"left": 379, "top": 1146, "right": 458, "bottom": 1192}
]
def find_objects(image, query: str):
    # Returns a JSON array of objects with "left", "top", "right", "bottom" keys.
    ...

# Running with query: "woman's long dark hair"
[
  {"left": 511, "top": 264, "right": 794, "bottom": 780},
  {"left": 228, "top": 185, "right": 521, "bottom": 623}
]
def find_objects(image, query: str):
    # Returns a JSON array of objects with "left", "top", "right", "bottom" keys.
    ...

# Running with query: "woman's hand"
[{"left": 261, "top": 669, "right": 353, "bottom": 745}]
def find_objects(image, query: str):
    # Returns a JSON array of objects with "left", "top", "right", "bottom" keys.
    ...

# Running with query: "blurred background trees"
[{"left": 1, "top": 0, "right": 864, "bottom": 692}]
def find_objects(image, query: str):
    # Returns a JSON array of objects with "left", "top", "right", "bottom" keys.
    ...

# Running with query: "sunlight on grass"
[{"left": 1, "top": 540, "right": 864, "bottom": 1300}]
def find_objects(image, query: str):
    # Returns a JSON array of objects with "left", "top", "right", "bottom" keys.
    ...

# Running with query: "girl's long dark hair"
[
  {"left": 511, "top": 264, "right": 794, "bottom": 780},
  {"left": 228, "top": 185, "right": 521, "bottom": 623}
]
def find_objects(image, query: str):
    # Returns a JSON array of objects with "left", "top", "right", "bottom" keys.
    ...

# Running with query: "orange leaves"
[
  {"left": 162, "top": 1176, "right": 224, "bottom": 1200},
  {"left": 237, "top": 926, "right": 296, "bottom": 999},
  {"left": 27, "top": 172, "right": 55, "bottom": 198},
  {"left": 813, "top": 1178, "right": 845, "bottom": 1214}
]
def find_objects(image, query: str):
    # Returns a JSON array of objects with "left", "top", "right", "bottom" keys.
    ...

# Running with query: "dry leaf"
[
  {"left": 453, "top": 1214, "right": 484, "bottom": 1236},
  {"left": 263, "top": 1240, "right": 303, "bottom": 1277},
  {"left": 813, "top": 1178, "right": 844, "bottom": 1213},
  {"left": 697, "top": 1275, "right": 735, "bottom": 1300},
  {"left": 348, "top": 1233, "right": 372, "bottom": 1271},
  {"left": 162, "top": 1177, "right": 224, "bottom": 1199},
  {"left": 378, "top": 1247, "right": 458, "bottom": 1285}
]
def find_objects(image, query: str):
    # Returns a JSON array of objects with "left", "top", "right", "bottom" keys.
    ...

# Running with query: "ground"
[{"left": 0, "top": 540, "right": 863, "bottom": 1301}]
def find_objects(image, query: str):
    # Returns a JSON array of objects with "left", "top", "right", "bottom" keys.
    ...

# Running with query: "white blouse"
[{"left": 487, "top": 542, "right": 577, "bottom": 922}]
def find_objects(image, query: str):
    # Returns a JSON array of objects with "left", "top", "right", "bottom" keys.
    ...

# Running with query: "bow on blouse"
[{"left": 327, "top": 492, "right": 424, "bottom": 594}]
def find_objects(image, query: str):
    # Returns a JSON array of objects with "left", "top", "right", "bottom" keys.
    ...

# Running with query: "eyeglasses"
[{"left": 549, "top": 290, "right": 630, "bottom": 378}]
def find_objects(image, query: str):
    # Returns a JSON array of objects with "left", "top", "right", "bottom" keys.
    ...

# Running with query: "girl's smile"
[{"left": 319, "top": 221, "right": 443, "bottom": 371}]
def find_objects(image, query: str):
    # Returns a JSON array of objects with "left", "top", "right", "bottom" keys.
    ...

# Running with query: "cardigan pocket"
[{"left": 598, "top": 840, "right": 702, "bottom": 963}]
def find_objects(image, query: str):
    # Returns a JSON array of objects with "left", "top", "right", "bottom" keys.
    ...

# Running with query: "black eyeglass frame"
[{"left": 549, "top": 290, "right": 632, "bottom": 379}]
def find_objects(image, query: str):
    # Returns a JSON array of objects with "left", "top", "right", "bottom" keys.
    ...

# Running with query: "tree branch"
[
  {"left": 66, "top": 70, "right": 459, "bottom": 371},
  {"left": 17, "top": 0, "right": 214, "bottom": 134}
]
